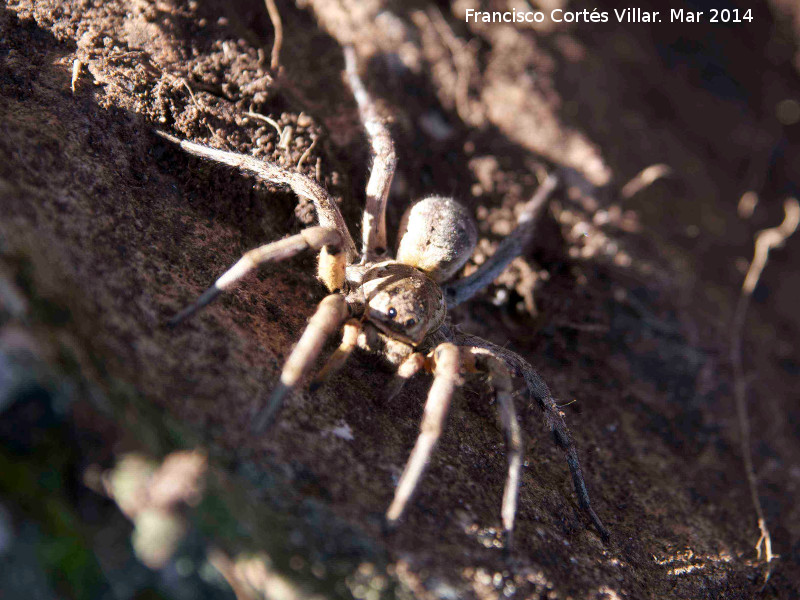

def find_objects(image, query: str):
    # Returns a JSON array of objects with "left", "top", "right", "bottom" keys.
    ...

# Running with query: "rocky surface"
[{"left": 1, "top": 1, "right": 799, "bottom": 598}]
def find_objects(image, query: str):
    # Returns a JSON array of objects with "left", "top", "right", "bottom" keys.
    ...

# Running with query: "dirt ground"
[{"left": 1, "top": 1, "right": 799, "bottom": 599}]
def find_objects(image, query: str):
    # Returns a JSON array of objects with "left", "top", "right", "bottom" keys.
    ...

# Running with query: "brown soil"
[{"left": 1, "top": 1, "right": 799, "bottom": 599}]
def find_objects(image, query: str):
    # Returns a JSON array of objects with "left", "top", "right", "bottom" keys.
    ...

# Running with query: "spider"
[{"left": 160, "top": 46, "right": 609, "bottom": 546}]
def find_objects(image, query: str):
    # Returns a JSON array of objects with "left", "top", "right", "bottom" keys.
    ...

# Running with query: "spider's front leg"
[
  {"left": 343, "top": 46, "right": 397, "bottom": 260},
  {"left": 252, "top": 293, "right": 349, "bottom": 432},
  {"left": 156, "top": 131, "right": 357, "bottom": 260}
]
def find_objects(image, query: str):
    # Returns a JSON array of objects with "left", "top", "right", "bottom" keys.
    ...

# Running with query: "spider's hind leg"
[
  {"left": 467, "top": 350, "right": 524, "bottom": 550},
  {"left": 457, "top": 333, "right": 610, "bottom": 541},
  {"left": 167, "top": 226, "right": 344, "bottom": 326}
]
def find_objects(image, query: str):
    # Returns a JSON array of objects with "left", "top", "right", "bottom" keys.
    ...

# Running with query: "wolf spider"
[{"left": 161, "top": 47, "right": 608, "bottom": 545}]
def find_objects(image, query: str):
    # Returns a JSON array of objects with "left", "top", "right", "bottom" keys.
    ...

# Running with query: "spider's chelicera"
[{"left": 161, "top": 47, "right": 608, "bottom": 545}]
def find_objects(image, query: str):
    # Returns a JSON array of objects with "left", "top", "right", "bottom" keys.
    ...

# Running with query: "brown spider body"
[
  {"left": 340, "top": 194, "right": 478, "bottom": 363},
  {"left": 348, "top": 262, "right": 446, "bottom": 350},
  {"left": 160, "top": 46, "right": 609, "bottom": 546}
]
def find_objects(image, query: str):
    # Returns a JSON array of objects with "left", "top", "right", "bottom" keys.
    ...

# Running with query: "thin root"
[
  {"left": 731, "top": 197, "right": 799, "bottom": 583},
  {"left": 264, "top": 0, "right": 283, "bottom": 72}
]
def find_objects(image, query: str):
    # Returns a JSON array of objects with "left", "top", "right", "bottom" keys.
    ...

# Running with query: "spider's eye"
[
  {"left": 387, "top": 307, "right": 397, "bottom": 319},
  {"left": 405, "top": 318, "right": 416, "bottom": 327}
]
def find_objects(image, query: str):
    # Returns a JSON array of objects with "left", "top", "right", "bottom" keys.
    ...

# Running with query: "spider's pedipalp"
[
  {"left": 444, "top": 173, "right": 558, "bottom": 307},
  {"left": 167, "top": 227, "right": 342, "bottom": 326},
  {"left": 469, "top": 350, "right": 524, "bottom": 550},
  {"left": 343, "top": 46, "right": 397, "bottom": 260},
  {"left": 252, "top": 293, "right": 349, "bottom": 432},
  {"left": 156, "top": 131, "right": 358, "bottom": 261},
  {"left": 385, "top": 352, "right": 426, "bottom": 401},
  {"left": 386, "top": 343, "right": 461, "bottom": 527},
  {"left": 456, "top": 332, "right": 610, "bottom": 541}
]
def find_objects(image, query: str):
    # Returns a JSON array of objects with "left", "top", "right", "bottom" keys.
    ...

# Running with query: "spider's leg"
[
  {"left": 467, "top": 350, "right": 523, "bottom": 550},
  {"left": 310, "top": 318, "right": 362, "bottom": 391},
  {"left": 386, "top": 343, "right": 460, "bottom": 526},
  {"left": 253, "top": 294, "right": 348, "bottom": 432},
  {"left": 549, "top": 404, "right": 609, "bottom": 541},
  {"left": 168, "top": 227, "right": 343, "bottom": 326},
  {"left": 443, "top": 174, "right": 558, "bottom": 307},
  {"left": 343, "top": 46, "right": 397, "bottom": 260},
  {"left": 384, "top": 352, "right": 426, "bottom": 401},
  {"left": 456, "top": 332, "right": 610, "bottom": 541},
  {"left": 156, "top": 131, "right": 358, "bottom": 261}
]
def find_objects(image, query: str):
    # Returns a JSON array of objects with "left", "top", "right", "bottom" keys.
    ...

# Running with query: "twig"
[
  {"left": 278, "top": 125, "right": 293, "bottom": 151},
  {"left": 264, "top": 0, "right": 283, "bottom": 72},
  {"left": 738, "top": 191, "right": 759, "bottom": 219},
  {"left": 245, "top": 111, "right": 283, "bottom": 139},
  {"left": 730, "top": 198, "right": 799, "bottom": 584},
  {"left": 71, "top": 58, "right": 83, "bottom": 93},
  {"left": 552, "top": 320, "right": 610, "bottom": 334},
  {"left": 297, "top": 136, "right": 318, "bottom": 170},
  {"left": 177, "top": 77, "right": 205, "bottom": 111},
  {"left": 620, "top": 164, "right": 672, "bottom": 198}
]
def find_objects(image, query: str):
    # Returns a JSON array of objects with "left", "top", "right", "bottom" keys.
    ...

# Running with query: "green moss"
[{"left": 0, "top": 450, "right": 106, "bottom": 599}]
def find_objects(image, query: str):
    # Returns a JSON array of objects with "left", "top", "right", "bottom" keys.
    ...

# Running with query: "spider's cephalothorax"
[
  {"left": 162, "top": 46, "right": 609, "bottom": 545},
  {"left": 353, "top": 261, "right": 447, "bottom": 346}
]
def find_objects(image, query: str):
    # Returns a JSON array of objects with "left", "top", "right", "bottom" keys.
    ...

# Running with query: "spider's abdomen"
[{"left": 396, "top": 196, "right": 477, "bottom": 282}]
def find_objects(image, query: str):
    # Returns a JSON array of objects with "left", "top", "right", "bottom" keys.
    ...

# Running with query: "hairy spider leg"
[
  {"left": 384, "top": 345, "right": 526, "bottom": 549},
  {"left": 155, "top": 131, "right": 358, "bottom": 261},
  {"left": 310, "top": 318, "right": 362, "bottom": 390},
  {"left": 252, "top": 294, "right": 349, "bottom": 432},
  {"left": 386, "top": 343, "right": 461, "bottom": 526},
  {"left": 458, "top": 333, "right": 610, "bottom": 540},
  {"left": 444, "top": 173, "right": 558, "bottom": 307},
  {"left": 343, "top": 46, "right": 397, "bottom": 261},
  {"left": 469, "top": 350, "right": 524, "bottom": 550},
  {"left": 167, "top": 226, "right": 343, "bottom": 326}
]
